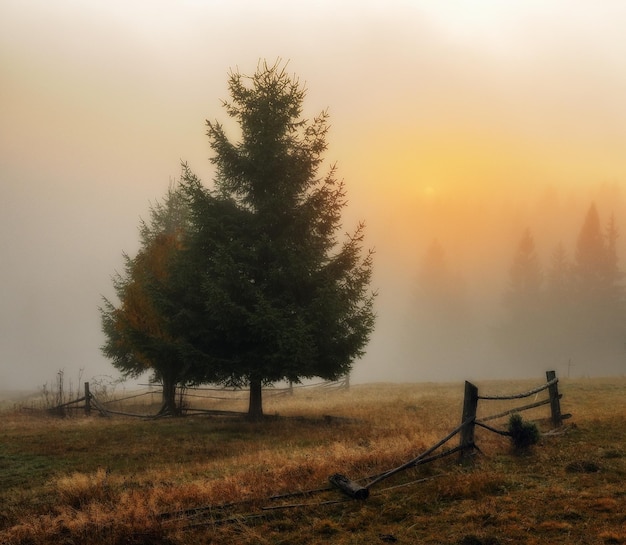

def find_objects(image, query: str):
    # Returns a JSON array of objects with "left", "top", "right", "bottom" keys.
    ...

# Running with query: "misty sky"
[{"left": 2, "top": 1, "right": 626, "bottom": 391}]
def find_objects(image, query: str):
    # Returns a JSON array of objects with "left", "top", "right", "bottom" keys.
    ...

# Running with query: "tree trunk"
[
  {"left": 247, "top": 376, "right": 264, "bottom": 420},
  {"left": 161, "top": 378, "right": 179, "bottom": 416}
]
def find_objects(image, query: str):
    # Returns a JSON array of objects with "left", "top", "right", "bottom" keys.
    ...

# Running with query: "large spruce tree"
[{"left": 176, "top": 61, "right": 375, "bottom": 419}]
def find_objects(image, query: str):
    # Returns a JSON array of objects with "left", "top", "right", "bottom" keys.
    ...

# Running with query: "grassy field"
[{"left": 1, "top": 377, "right": 625, "bottom": 544}]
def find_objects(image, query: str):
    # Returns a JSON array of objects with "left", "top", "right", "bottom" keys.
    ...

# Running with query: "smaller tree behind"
[{"left": 100, "top": 185, "right": 194, "bottom": 415}]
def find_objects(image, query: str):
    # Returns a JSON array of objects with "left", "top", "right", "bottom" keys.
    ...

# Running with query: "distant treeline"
[{"left": 412, "top": 202, "right": 625, "bottom": 375}]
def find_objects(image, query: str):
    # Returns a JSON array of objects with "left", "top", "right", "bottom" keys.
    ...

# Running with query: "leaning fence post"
[
  {"left": 546, "top": 370, "right": 562, "bottom": 427},
  {"left": 459, "top": 381, "right": 478, "bottom": 461},
  {"left": 84, "top": 382, "right": 91, "bottom": 416}
]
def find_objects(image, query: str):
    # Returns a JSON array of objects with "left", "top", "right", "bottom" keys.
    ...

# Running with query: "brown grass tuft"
[{"left": 53, "top": 468, "right": 112, "bottom": 508}]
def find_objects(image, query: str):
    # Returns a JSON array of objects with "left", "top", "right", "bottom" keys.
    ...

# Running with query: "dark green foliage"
[
  {"left": 101, "top": 61, "right": 375, "bottom": 420},
  {"left": 508, "top": 413, "right": 540, "bottom": 450},
  {"left": 177, "top": 61, "right": 375, "bottom": 418}
]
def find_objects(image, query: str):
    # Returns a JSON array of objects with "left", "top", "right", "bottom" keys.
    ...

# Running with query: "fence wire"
[{"left": 477, "top": 377, "right": 558, "bottom": 401}]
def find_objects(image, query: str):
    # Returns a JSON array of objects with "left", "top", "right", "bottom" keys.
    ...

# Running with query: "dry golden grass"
[{"left": 1, "top": 377, "right": 625, "bottom": 544}]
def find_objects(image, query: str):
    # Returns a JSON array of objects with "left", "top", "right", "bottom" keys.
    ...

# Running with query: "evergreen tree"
[
  {"left": 541, "top": 241, "right": 576, "bottom": 365},
  {"left": 546, "top": 241, "right": 571, "bottom": 304},
  {"left": 504, "top": 228, "right": 543, "bottom": 318},
  {"left": 497, "top": 205, "right": 626, "bottom": 375},
  {"left": 175, "top": 61, "right": 375, "bottom": 419},
  {"left": 603, "top": 213, "right": 622, "bottom": 297},
  {"left": 574, "top": 203, "right": 606, "bottom": 296},
  {"left": 497, "top": 228, "right": 546, "bottom": 368},
  {"left": 571, "top": 204, "right": 625, "bottom": 364},
  {"left": 100, "top": 186, "right": 198, "bottom": 416}
]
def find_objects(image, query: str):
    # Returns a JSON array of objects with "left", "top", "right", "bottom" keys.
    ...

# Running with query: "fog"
[
  {"left": 2, "top": 1, "right": 626, "bottom": 391},
  {"left": 353, "top": 182, "right": 626, "bottom": 384}
]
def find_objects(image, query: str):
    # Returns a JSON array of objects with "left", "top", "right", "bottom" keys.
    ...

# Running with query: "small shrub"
[{"left": 508, "top": 414, "right": 540, "bottom": 450}]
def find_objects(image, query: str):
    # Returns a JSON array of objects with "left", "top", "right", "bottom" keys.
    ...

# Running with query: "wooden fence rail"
[
  {"left": 41, "top": 378, "right": 349, "bottom": 418},
  {"left": 459, "top": 370, "right": 567, "bottom": 461}
]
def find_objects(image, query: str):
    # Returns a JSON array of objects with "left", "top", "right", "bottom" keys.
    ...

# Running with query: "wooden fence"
[
  {"left": 459, "top": 370, "right": 569, "bottom": 460},
  {"left": 329, "top": 370, "right": 570, "bottom": 497},
  {"left": 43, "top": 379, "right": 350, "bottom": 418},
  {"left": 155, "top": 371, "right": 572, "bottom": 527},
  {"left": 35, "top": 370, "right": 571, "bottom": 522},
  {"left": 41, "top": 373, "right": 567, "bottom": 463}
]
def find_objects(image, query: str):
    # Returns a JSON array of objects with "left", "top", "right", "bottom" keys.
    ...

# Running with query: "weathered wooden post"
[
  {"left": 84, "top": 382, "right": 91, "bottom": 416},
  {"left": 459, "top": 381, "right": 478, "bottom": 461},
  {"left": 546, "top": 370, "right": 562, "bottom": 427}
]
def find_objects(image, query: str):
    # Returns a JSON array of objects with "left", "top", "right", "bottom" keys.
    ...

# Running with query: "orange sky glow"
[{"left": 2, "top": 0, "right": 626, "bottom": 388}]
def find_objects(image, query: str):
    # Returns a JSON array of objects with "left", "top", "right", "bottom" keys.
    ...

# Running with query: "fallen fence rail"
[{"left": 364, "top": 416, "right": 475, "bottom": 490}]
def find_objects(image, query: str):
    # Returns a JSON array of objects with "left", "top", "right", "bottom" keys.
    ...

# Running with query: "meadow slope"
[{"left": 1, "top": 377, "right": 625, "bottom": 544}]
